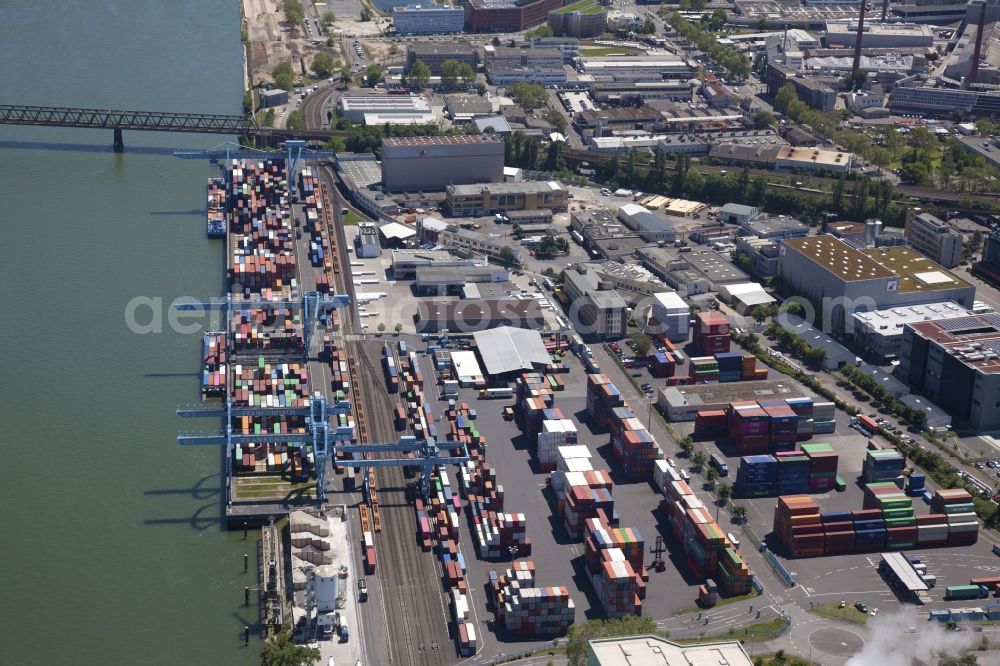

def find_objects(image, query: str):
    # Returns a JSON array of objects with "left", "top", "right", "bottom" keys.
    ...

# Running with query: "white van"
[
  {"left": 679, "top": 468, "right": 691, "bottom": 482},
  {"left": 727, "top": 532, "right": 740, "bottom": 549}
]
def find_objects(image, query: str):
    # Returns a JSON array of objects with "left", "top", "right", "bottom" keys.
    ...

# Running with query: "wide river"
[{"left": 0, "top": 2, "right": 260, "bottom": 664}]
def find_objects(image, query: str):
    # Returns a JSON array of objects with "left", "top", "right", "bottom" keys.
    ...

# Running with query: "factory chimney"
[
  {"left": 969, "top": 1, "right": 988, "bottom": 87},
  {"left": 852, "top": 0, "right": 867, "bottom": 74}
]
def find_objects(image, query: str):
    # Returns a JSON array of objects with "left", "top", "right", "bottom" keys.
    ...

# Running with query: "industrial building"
[
  {"left": 444, "top": 94, "right": 493, "bottom": 121},
  {"left": 898, "top": 313, "right": 1000, "bottom": 431},
  {"left": 259, "top": 88, "right": 288, "bottom": 108},
  {"left": 580, "top": 260, "right": 664, "bottom": 298},
  {"left": 852, "top": 302, "right": 974, "bottom": 361},
  {"left": 739, "top": 215, "right": 809, "bottom": 241},
  {"left": 586, "top": 636, "right": 753, "bottom": 666},
  {"left": 718, "top": 282, "right": 777, "bottom": 314},
  {"left": 486, "top": 67, "right": 567, "bottom": 86},
  {"left": 824, "top": 20, "right": 934, "bottom": 48},
  {"left": 888, "top": 85, "right": 1000, "bottom": 117},
  {"left": 391, "top": 249, "right": 481, "bottom": 279},
  {"left": 438, "top": 227, "right": 522, "bottom": 264},
  {"left": 574, "top": 55, "right": 695, "bottom": 82},
  {"left": 765, "top": 62, "right": 837, "bottom": 112},
  {"left": 562, "top": 265, "right": 629, "bottom": 339},
  {"left": 777, "top": 236, "right": 976, "bottom": 329},
  {"left": 414, "top": 298, "right": 544, "bottom": 333},
  {"left": 381, "top": 135, "right": 505, "bottom": 192},
  {"left": 484, "top": 45, "right": 563, "bottom": 69},
  {"left": 657, "top": 380, "right": 798, "bottom": 420},
  {"left": 547, "top": 0, "right": 608, "bottom": 38},
  {"left": 530, "top": 36, "right": 580, "bottom": 61},
  {"left": 683, "top": 249, "right": 750, "bottom": 290},
  {"left": 944, "top": 18, "right": 1000, "bottom": 86},
  {"left": 617, "top": 204, "right": 679, "bottom": 244},
  {"left": 735, "top": 236, "right": 781, "bottom": 280},
  {"left": 719, "top": 203, "right": 760, "bottom": 226},
  {"left": 648, "top": 291, "right": 690, "bottom": 342},
  {"left": 356, "top": 223, "right": 381, "bottom": 258},
  {"left": 473, "top": 326, "right": 551, "bottom": 375},
  {"left": 635, "top": 246, "right": 711, "bottom": 297},
  {"left": 570, "top": 209, "right": 645, "bottom": 261},
  {"left": 337, "top": 93, "right": 434, "bottom": 124},
  {"left": 779, "top": 314, "right": 858, "bottom": 371},
  {"left": 460, "top": 0, "right": 564, "bottom": 32},
  {"left": 905, "top": 212, "right": 963, "bottom": 269},
  {"left": 974, "top": 227, "right": 1000, "bottom": 282},
  {"left": 414, "top": 265, "right": 509, "bottom": 294},
  {"left": 774, "top": 146, "right": 852, "bottom": 172},
  {"left": 445, "top": 181, "right": 568, "bottom": 217},
  {"left": 406, "top": 42, "right": 480, "bottom": 74},
  {"left": 391, "top": 3, "right": 465, "bottom": 35}
]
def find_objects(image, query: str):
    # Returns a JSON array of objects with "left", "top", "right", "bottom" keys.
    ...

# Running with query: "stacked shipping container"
[
  {"left": 201, "top": 332, "right": 227, "bottom": 398},
  {"left": 695, "top": 312, "right": 731, "bottom": 355},
  {"left": 489, "top": 561, "right": 575, "bottom": 636}
]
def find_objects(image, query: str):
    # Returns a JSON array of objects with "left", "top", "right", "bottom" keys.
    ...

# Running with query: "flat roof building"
[
  {"left": 898, "top": 313, "right": 1000, "bottom": 432},
  {"left": 562, "top": 264, "right": 629, "bottom": 339},
  {"left": 445, "top": 181, "right": 568, "bottom": 217},
  {"left": 824, "top": 20, "right": 934, "bottom": 48},
  {"left": 719, "top": 282, "right": 777, "bottom": 314},
  {"left": 548, "top": 0, "right": 608, "bottom": 38},
  {"left": 357, "top": 223, "right": 381, "bottom": 258},
  {"left": 774, "top": 145, "right": 852, "bottom": 172},
  {"left": 905, "top": 211, "right": 963, "bottom": 269},
  {"left": 391, "top": 248, "right": 482, "bottom": 279},
  {"left": 381, "top": 135, "right": 505, "bottom": 192},
  {"left": 648, "top": 291, "right": 690, "bottom": 342},
  {"left": 406, "top": 42, "right": 479, "bottom": 74},
  {"left": 587, "top": 636, "right": 753, "bottom": 666},
  {"left": 684, "top": 249, "right": 750, "bottom": 289},
  {"left": 617, "top": 203, "right": 679, "bottom": 243},
  {"left": 392, "top": 3, "right": 465, "bottom": 35},
  {"left": 530, "top": 36, "right": 580, "bottom": 61},
  {"left": 338, "top": 93, "right": 434, "bottom": 124},
  {"left": 575, "top": 55, "right": 694, "bottom": 81},
  {"left": 415, "top": 298, "right": 544, "bottom": 333},
  {"left": 462, "top": 0, "right": 565, "bottom": 32},
  {"left": 777, "top": 235, "right": 976, "bottom": 329},
  {"left": 852, "top": 301, "right": 973, "bottom": 361},
  {"left": 739, "top": 214, "right": 809, "bottom": 241},
  {"left": 439, "top": 227, "right": 522, "bottom": 265},
  {"left": 581, "top": 260, "right": 664, "bottom": 298},
  {"left": 658, "top": 380, "right": 800, "bottom": 420}
]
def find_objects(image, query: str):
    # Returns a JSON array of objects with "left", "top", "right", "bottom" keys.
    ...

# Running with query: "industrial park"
[{"left": 16, "top": 0, "right": 1000, "bottom": 665}]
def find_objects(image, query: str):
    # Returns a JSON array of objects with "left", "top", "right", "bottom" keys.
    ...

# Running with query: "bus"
[{"left": 709, "top": 453, "right": 729, "bottom": 477}]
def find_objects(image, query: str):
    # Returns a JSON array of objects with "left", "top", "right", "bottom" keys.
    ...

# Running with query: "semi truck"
[{"left": 944, "top": 584, "right": 988, "bottom": 600}]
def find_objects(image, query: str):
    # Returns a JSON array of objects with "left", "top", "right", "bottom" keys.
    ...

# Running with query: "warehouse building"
[
  {"left": 337, "top": 93, "right": 434, "bottom": 124},
  {"left": 580, "top": 260, "right": 663, "bottom": 298},
  {"left": 777, "top": 235, "right": 976, "bottom": 330},
  {"left": 774, "top": 146, "right": 852, "bottom": 172},
  {"left": 415, "top": 298, "right": 544, "bottom": 333},
  {"left": 406, "top": 42, "right": 480, "bottom": 74},
  {"left": 824, "top": 20, "right": 933, "bottom": 48},
  {"left": 658, "top": 380, "right": 798, "bottom": 421},
  {"left": 570, "top": 209, "right": 645, "bottom": 260},
  {"left": 574, "top": 55, "right": 695, "bottom": 82},
  {"left": 905, "top": 211, "right": 963, "bottom": 269},
  {"left": 719, "top": 203, "right": 759, "bottom": 226},
  {"left": 260, "top": 88, "right": 289, "bottom": 108},
  {"left": 735, "top": 236, "right": 780, "bottom": 280},
  {"left": 648, "top": 291, "right": 690, "bottom": 342},
  {"left": 765, "top": 62, "right": 837, "bottom": 112},
  {"left": 445, "top": 181, "right": 568, "bottom": 217},
  {"left": 898, "top": 313, "right": 1000, "bottom": 432},
  {"left": 636, "top": 246, "right": 711, "bottom": 297},
  {"left": 778, "top": 314, "right": 858, "bottom": 371},
  {"left": 381, "top": 135, "right": 505, "bottom": 192},
  {"left": 718, "top": 282, "right": 777, "bottom": 315},
  {"left": 438, "top": 227, "right": 522, "bottom": 264},
  {"left": 474, "top": 326, "right": 551, "bottom": 375},
  {"left": 684, "top": 249, "right": 750, "bottom": 290},
  {"left": 484, "top": 45, "right": 563, "bottom": 69},
  {"left": 392, "top": 3, "right": 465, "bottom": 35},
  {"left": 852, "top": 301, "right": 974, "bottom": 361},
  {"left": 486, "top": 66, "right": 567, "bottom": 86},
  {"left": 739, "top": 214, "right": 809, "bottom": 241},
  {"left": 391, "top": 249, "right": 481, "bottom": 279},
  {"left": 530, "top": 36, "right": 580, "bottom": 61},
  {"left": 617, "top": 203, "right": 679, "bottom": 244},
  {"left": 414, "top": 265, "right": 509, "bottom": 294}
]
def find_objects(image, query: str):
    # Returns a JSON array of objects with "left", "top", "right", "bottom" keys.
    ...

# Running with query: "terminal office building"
[{"left": 775, "top": 235, "right": 975, "bottom": 330}]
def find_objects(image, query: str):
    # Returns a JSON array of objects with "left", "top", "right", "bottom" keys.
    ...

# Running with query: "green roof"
[{"left": 553, "top": 0, "right": 604, "bottom": 14}]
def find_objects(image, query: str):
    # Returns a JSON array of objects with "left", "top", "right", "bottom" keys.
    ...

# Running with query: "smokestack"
[
  {"left": 969, "top": 1, "right": 988, "bottom": 87},
  {"left": 853, "top": 0, "right": 867, "bottom": 74},
  {"left": 881, "top": 0, "right": 889, "bottom": 22}
]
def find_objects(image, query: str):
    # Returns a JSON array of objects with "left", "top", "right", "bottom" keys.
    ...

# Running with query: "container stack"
[
  {"left": 694, "top": 409, "right": 727, "bottom": 438},
  {"left": 610, "top": 409, "right": 662, "bottom": 481},
  {"left": 695, "top": 312, "right": 731, "bottom": 355},
  {"left": 232, "top": 359, "right": 309, "bottom": 409},
  {"left": 653, "top": 459, "right": 682, "bottom": 495},
  {"left": 862, "top": 450, "right": 906, "bottom": 483},
  {"left": 785, "top": 397, "right": 814, "bottom": 440},
  {"left": 206, "top": 177, "right": 227, "bottom": 237},
  {"left": 773, "top": 495, "right": 824, "bottom": 558},
  {"left": 583, "top": 518, "right": 645, "bottom": 576},
  {"left": 916, "top": 513, "right": 949, "bottom": 547},
  {"left": 727, "top": 402, "right": 770, "bottom": 455},
  {"left": 586, "top": 374, "right": 625, "bottom": 429},
  {"left": 761, "top": 400, "right": 798, "bottom": 453},
  {"left": 715, "top": 352, "right": 743, "bottom": 382},
  {"left": 201, "top": 332, "right": 227, "bottom": 398},
  {"left": 851, "top": 509, "right": 886, "bottom": 553},
  {"left": 490, "top": 561, "right": 575, "bottom": 637},
  {"left": 907, "top": 472, "right": 926, "bottom": 497},
  {"left": 649, "top": 351, "right": 676, "bottom": 378},
  {"left": 232, "top": 309, "right": 304, "bottom": 352},
  {"left": 593, "top": 551, "right": 642, "bottom": 618},
  {"left": 775, "top": 451, "right": 810, "bottom": 494},
  {"left": 820, "top": 511, "right": 855, "bottom": 555},
  {"left": 688, "top": 356, "right": 720, "bottom": 383},
  {"left": 811, "top": 401, "right": 836, "bottom": 435},
  {"left": 802, "top": 443, "right": 838, "bottom": 492},
  {"left": 471, "top": 509, "right": 532, "bottom": 559},
  {"left": 537, "top": 419, "right": 579, "bottom": 471},
  {"left": 717, "top": 547, "right": 753, "bottom": 595},
  {"left": 735, "top": 455, "right": 778, "bottom": 498},
  {"left": 932, "top": 489, "right": 980, "bottom": 546},
  {"left": 740, "top": 354, "right": 758, "bottom": 381}
]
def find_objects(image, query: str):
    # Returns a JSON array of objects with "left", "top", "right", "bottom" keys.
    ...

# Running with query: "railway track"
[{"left": 319, "top": 169, "right": 450, "bottom": 665}]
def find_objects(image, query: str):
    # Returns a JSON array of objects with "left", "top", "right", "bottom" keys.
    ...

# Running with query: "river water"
[{"left": 0, "top": 2, "right": 259, "bottom": 664}]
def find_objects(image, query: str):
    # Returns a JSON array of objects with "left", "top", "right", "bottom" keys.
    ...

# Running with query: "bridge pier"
[{"left": 113, "top": 127, "right": 124, "bottom": 152}]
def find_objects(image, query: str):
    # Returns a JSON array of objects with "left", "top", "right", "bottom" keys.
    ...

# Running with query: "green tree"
[
  {"left": 752, "top": 111, "right": 774, "bottom": 129},
  {"left": 360, "top": 5, "right": 372, "bottom": 21},
  {"left": 631, "top": 332, "right": 652, "bottom": 357},
  {"left": 261, "top": 631, "right": 320, "bottom": 666},
  {"left": 545, "top": 140, "right": 562, "bottom": 171},
  {"left": 377, "top": 322, "right": 386, "bottom": 335},
  {"left": 508, "top": 81, "right": 548, "bottom": 111},
  {"left": 498, "top": 246, "right": 519, "bottom": 266},
  {"left": 691, "top": 450, "right": 706, "bottom": 471},
  {"left": 543, "top": 107, "right": 567, "bottom": 133},
  {"left": 340, "top": 64, "right": 353, "bottom": 86},
  {"left": 311, "top": 52, "right": 338, "bottom": 78},
  {"left": 476, "top": 82, "right": 487, "bottom": 96},
  {"left": 407, "top": 59, "right": 431, "bottom": 89},
  {"left": 526, "top": 24, "right": 554, "bottom": 39},
  {"left": 679, "top": 436, "right": 694, "bottom": 458},
  {"left": 263, "top": 108, "right": 277, "bottom": 127},
  {"left": 731, "top": 504, "right": 747, "bottom": 523},
  {"left": 458, "top": 62, "right": 476, "bottom": 85},
  {"left": 243, "top": 89, "right": 256, "bottom": 113},
  {"left": 842, "top": 68, "right": 868, "bottom": 92},
  {"left": 440, "top": 59, "right": 463, "bottom": 88},
  {"left": 717, "top": 482, "right": 732, "bottom": 504},
  {"left": 708, "top": 9, "right": 727, "bottom": 31},
  {"left": 283, "top": 0, "right": 305, "bottom": 28},
  {"left": 565, "top": 617, "right": 660, "bottom": 666},
  {"left": 394, "top": 322, "right": 403, "bottom": 334},
  {"left": 321, "top": 11, "right": 336, "bottom": 28},
  {"left": 366, "top": 63, "right": 383, "bottom": 86},
  {"left": 324, "top": 136, "right": 346, "bottom": 152},
  {"left": 272, "top": 62, "right": 296, "bottom": 91},
  {"left": 285, "top": 110, "right": 306, "bottom": 130},
  {"left": 705, "top": 466, "right": 719, "bottom": 487}
]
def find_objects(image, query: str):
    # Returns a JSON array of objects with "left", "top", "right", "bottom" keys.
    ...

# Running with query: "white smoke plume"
[{"left": 845, "top": 610, "right": 977, "bottom": 666}]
